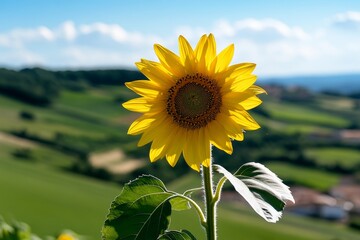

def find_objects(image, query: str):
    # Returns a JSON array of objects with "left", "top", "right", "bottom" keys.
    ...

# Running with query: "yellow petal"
[
  {"left": 223, "top": 75, "right": 257, "bottom": 93},
  {"left": 249, "top": 85, "right": 267, "bottom": 95},
  {"left": 138, "top": 128, "right": 155, "bottom": 147},
  {"left": 217, "top": 113, "right": 244, "bottom": 141},
  {"left": 214, "top": 63, "right": 256, "bottom": 85},
  {"left": 214, "top": 44, "right": 234, "bottom": 73},
  {"left": 125, "top": 80, "right": 161, "bottom": 98},
  {"left": 205, "top": 34, "right": 216, "bottom": 72},
  {"left": 231, "top": 63, "right": 256, "bottom": 75},
  {"left": 148, "top": 118, "right": 174, "bottom": 162},
  {"left": 149, "top": 139, "right": 166, "bottom": 162},
  {"left": 231, "top": 110, "right": 260, "bottom": 130},
  {"left": 136, "top": 60, "right": 174, "bottom": 87},
  {"left": 166, "top": 148, "right": 182, "bottom": 167},
  {"left": 223, "top": 90, "right": 262, "bottom": 110},
  {"left": 122, "top": 97, "right": 154, "bottom": 113},
  {"left": 154, "top": 44, "right": 185, "bottom": 77},
  {"left": 222, "top": 91, "right": 250, "bottom": 110},
  {"left": 240, "top": 96, "right": 263, "bottom": 110},
  {"left": 194, "top": 34, "right": 208, "bottom": 74},
  {"left": 165, "top": 126, "right": 185, "bottom": 167},
  {"left": 178, "top": 35, "right": 195, "bottom": 73},
  {"left": 207, "top": 120, "right": 233, "bottom": 154},
  {"left": 128, "top": 115, "right": 156, "bottom": 135},
  {"left": 137, "top": 113, "right": 169, "bottom": 146},
  {"left": 183, "top": 130, "right": 201, "bottom": 171},
  {"left": 194, "top": 34, "right": 207, "bottom": 59}
]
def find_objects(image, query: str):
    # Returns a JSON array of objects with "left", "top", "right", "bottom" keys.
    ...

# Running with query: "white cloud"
[
  {"left": 0, "top": 48, "right": 44, "bottom": 65},
  {"left": 62, "top": 46, "right": 125, "bottom": 66},
  {"left": 79, "top": 22, "right": 159, "bottom": 46},
  {"left": 0, "top": 26, "right": 55, "bottom": 48},
  {"left": 330, "top": 11, "right": 360, "bottom": 30},
  {"left": 333, "top": 11, "right": 360, "bottom": 23},
  {"left": 212, "top": 18, "right": 310, "bottom": 41},
  {"left": 59, "top": 21, "right": 77, "bottom": 41},
  {"left": 0, "top": 15, "right": 360, "bottom": 76}
]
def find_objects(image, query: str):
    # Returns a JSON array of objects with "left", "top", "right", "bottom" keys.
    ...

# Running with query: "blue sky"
[{"left": 1, "top": 0, "right": 360, "bottom": 76}]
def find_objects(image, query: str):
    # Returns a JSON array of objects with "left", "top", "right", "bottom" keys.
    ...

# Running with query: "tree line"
[{"left": 0, "top": 67, "right": 144, "bottom": 106}]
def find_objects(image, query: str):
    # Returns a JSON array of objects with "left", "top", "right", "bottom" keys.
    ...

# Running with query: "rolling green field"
[
  {"left": 262, "top": 101, "right": 350, "bottom": 128},
  {"left": 265, "top": 162, "right": 340, "bottom": 191},
  {"left": 2, "top": 154, "right": 359, "bottom": 240},
  {"left": 305, "top": 147, "right": 360, "bottom": 168},
  {"left": 1, "top": 84, "right": 360, "bottom": 239},
  {"left": 0, "top": 143, "right": 122, "bottom": 239}
]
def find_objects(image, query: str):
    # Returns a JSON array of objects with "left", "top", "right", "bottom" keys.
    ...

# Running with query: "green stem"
[
  {"left": 183, "top": 187, "right": 203, "bottom": 196},
  {"left": 213, "top": 176, "right": 227, "bottom": 203},
  {"left": 203, "top": 164, "right": 216, "bottom": 240}
]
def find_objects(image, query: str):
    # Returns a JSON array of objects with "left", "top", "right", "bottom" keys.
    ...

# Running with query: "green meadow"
[
  {"left": 0, "top": 143, "right": 121, "bottom": 239},
  {"left": 1, "top": 81, "right": 360, "bottom": 239},
  {"left": 305, "top": 147, "right": 360, "bottom": 169},
  {"left": 265, "top": 162, "right": 340, "bottom": 191},
  {"left": 2, "top": 154, "right": 360, "bottom": 240}
]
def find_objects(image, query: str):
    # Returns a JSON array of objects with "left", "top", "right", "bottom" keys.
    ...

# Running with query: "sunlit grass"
[
  {"left": 0, "top": 93, "right": 126, "bottom": 139},
  {"left": 305, "top": 147, "right": 360, "bottom": 168},
  {"left": 263, "top": 101, "right": 350, "bottom": 128},
  {"left": 0, "top": 149, "right": 121, "bottom": 239},
  {"left": 266, "top": 162, "right": 340, "bottom": 191}
]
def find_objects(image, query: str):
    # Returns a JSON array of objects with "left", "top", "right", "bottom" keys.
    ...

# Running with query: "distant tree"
[
  {"left": 19, "top": 110, "right": 35, "bottom": 121},
  {"left": 0, "top": 67, "right": 145, "bottom": 106},
  {"left": 12, "top": 148, "right": 35, "bottom": 161}
]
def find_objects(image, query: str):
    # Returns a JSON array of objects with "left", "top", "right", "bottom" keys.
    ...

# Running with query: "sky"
[{"left": 1, "top": 0, "right": 360, "bottom": 77}]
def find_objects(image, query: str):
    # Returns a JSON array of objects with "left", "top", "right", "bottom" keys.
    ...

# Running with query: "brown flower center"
[{"left": 166, "top": 73, "right": 222, "bottom": 129}]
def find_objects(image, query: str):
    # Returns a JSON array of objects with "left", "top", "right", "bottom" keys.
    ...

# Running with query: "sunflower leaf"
[
  {"left": 169, "top": 196, "right": 191, "bottom": 211},
  {"left": 157, "top": 230, "right": 197, "bottom": 240},
  {"left": 214, "top": 163, "right": 294, "bottom": 223},
  {"left": 102, "top": 175, "right": 191, "bottom": 240}
]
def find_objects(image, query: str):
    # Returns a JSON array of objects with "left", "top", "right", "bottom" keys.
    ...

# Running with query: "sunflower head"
[{"left": 123, "top": 34, "right": 265, "bottom": 171}]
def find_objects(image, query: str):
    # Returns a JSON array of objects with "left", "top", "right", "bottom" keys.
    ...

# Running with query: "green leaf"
[
  {"left": 169, "top": 196, "right": 191, "bottom": 211},
  {"left": 157, "top": 230, "right": 197, "bottom": 240},
  {"left": 102, "top": 175, "right": 191, "bottom": 240},
  {"left": 214, "top": 163, "right": 294, "bottom": 223}
]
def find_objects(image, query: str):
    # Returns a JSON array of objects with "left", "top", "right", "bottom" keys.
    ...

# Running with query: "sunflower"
[{"left": 123, "top": 34, "right": 265, "bottom": 171}]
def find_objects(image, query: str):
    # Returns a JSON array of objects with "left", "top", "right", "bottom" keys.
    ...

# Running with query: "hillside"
[{"left": 1, "top": 68, "right": 360, "bottom": 239}]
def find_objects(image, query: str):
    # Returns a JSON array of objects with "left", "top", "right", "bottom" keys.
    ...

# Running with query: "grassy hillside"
[
  {"left": 0, "top": 143, "right": 121, "bottom": 239},
  {"left": 1, "top": 81, "right": 360, "bottom": 239},
  {"left": 2, "top": 152, "right": 358, "bottom": 240}
]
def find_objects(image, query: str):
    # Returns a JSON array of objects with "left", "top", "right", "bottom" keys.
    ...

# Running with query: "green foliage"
[
  {"left": 54, "top": 69, "right": 144, "bottom": 86},
  {"left": 11, "top": 148, "right": 35, "bottom": 161},
  {"left": 0, "top": 67, "right": 143, "bottom": 106},
  {"left": 0, "top": 217, "right": 40, "bottom": 240},
  {"left": 0, "top": 218, "right": 81, "bottom": 240},
  {"left": 348, "top": 216, "right": 360, "bottom": 231},
  {"left": 19, "top": 111, "right": 35, "bottom": 121},
  {"left": 214, "top": 164, "right": 294, "bottom": 223},
  {"left": 158, "top": 230, "right": 196, "bottom": 240},
  {"left": 0, "top": 68, "right": 59, "bottom": 106},
  {"left": 102, "top": 175, "right": 193, "bottom": 240},
  {"left": 0, "top": 150, "right": 121, "bottom": 239}
]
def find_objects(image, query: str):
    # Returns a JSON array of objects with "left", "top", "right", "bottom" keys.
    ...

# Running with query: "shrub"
[{"left": 19, "top": 111, "right": 35, "bottom": 121}]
